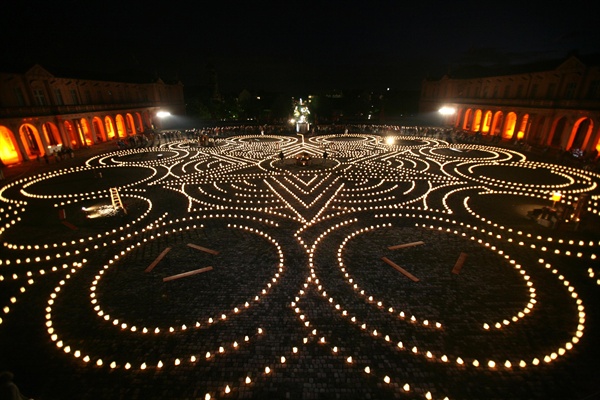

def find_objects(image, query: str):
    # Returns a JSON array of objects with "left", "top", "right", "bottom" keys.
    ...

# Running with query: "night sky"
[{"left": 2, "top": 0, "right": 599, "bottom": 94}]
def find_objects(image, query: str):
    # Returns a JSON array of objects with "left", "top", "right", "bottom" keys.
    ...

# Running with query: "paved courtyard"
[{"left": 1, "top": 132, "right": 599, "bottom": 400}]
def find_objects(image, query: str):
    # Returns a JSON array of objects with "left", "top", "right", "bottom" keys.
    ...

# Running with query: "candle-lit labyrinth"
[{"left": 1, "top": 133, "right": 599, "bottom": 399}]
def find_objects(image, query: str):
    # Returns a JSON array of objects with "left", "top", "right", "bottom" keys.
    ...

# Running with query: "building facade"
[
  {"left": 419, "top": 54, "right": 600, "bottom": 157},
  {"left": 0, "top": 64, "right": 185, "bottom": 165}
]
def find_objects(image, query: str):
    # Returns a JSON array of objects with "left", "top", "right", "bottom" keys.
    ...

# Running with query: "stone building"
[
  {"left": 0, "top": 64, "right": 184, "bottom": 165},
  {"left": 419, "top": 53, "right": 600, "bottom": 157}
]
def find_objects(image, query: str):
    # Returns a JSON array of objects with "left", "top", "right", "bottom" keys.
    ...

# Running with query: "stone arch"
[
  {"left": 79, "top": 118, "right": 94, "bottom": 146},
  {"left": 491, "top": 111, "right": 504, "bottom": 136},
  {"left": 502, "top": 112, "right": 517, "bottom": 139},
  {"left": 104, "top": 116, "right": 116, "bottom": 140},
  {"left": 550, "top": 116, "right": 568, "bottom": 148},
  {"left": 126, "top": 113, "right": 136, "bottom": 136},
  {"left": 454, "top": 108, "right": 464, "bottom": 128},
  {"left": 567, "top": 117, "right": 593, "bottom": 151},
  {"left": 481, "top": 110, "right": 493, "bottom": 134},
  {"left": 63, "top": 120, "right": 79, "bottom": 148},
  {"left": 593, "top": 129, "right": 600, "bottom": 155},
  {"left": 462, "top": 108, "right": 473, "bottom": 130},
  {"left": 516, "top": 114, "right": 529, "bottom": 140},
  {"left": 19, "top": 123, "right": 45, "bottom": 157},
  {"left": 92, "top": 117, "right": 107, "bottom": 142},
  {"left": 134, "top": 112, "right": 144, "bottom": 132},
  {"left": 115, "top": 114, "right": 127, "bottom": 138},
  {"left": 530, "top": 116, "right": 546, "bottom": 145},
  {"left": 42, "top": 122, "right": 62, "bottom": 147},
  {"left": 472, "top": 109, "right": 483, "bottom": 132},
  {"left": 0, "top": 125, "right": 21, "bottom": 164},
  {"left": 143, "top": 110, "right": 155, "bottom": 130}
]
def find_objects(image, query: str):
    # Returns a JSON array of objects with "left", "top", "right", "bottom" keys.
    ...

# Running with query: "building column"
[
  {"left": 514, "top": 113, "right": 531, "bottom": 142},
  {"left": 583, "top": 121, "right": 600, "bottom": 156},
  {"left": 538, "top": 114, "right": 552, "bottom": 147},
  {"left": 73, "top": 119, "right": 86, "bottom": 148},
  {"left": 454, "top": 108, "right": 463, "bottom": 129},
  {"left": 543, "top": 112, "right": 559, "bottom": 147},
  {"left": 579, "top": 118, "right": 595, "bottom": 152},
  {"left": 524, "top": 114, "right": 537, "bottom": 143},
  {"left": 55, "top": 116, "right": 71, "bottom": 149},
  {"left": 564, "top": 115, "right": 584, "bottom": 150},
  {"left": 33, "top": 121, "right": 51, "bottom": 155},
  {"left": 9, "top": 122, "right": 30, "bottom": 162},
  {"left": 499, "top": 110, "right": 510, "bottom": 139},
  {"left": 84, "top": 116, "right": 99, "bottom": 144}
]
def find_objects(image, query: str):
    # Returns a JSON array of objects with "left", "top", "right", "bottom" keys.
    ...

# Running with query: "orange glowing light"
[{"left": 0, "top": 126, "right": 20, "bottom": 164}]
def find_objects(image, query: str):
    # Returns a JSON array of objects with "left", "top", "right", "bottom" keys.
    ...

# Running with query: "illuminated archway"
[
  {"left": 472, "top": 109, "right": 482, "bottom": 132},
  {"left": 481, "top": 110, "right": 492, "bottom": 134},
  {"left": 19, "top": 124, "right": 45, "bottom": 157},
  {"left": 502, "top": 112, "right": 517, "bottom": 139},
  {"left": 93, "top": 117, "right": 107, "bottom": 142},
  {"left": 0, "top": 126, "right": 21, "bottom": 164},
  {"left": 516, "top": 114, "right": 529, "bottom": 140},
  {"left": 142, "top": 110, "right": 152, "bottom": 130},
  {"left": 63, "top": 120, "right": 79, "bottom": 148},
  {"left": 115, "top": 114, "right": 127, "bottom": 138},
  {"left": 126, "top": 113, "right": 136, "bottom": 136},
  {"left": 491, "top": 111, "right": 504, "bottom": 136},
  {"left": 135, "top": 112, "right": 144, "bottom": 132},
  {"left": 568, "top": 117, "right": 593, "bottom": 150},
  {"left": 550, "top": 117, "right": 567, "bottom": 148},
  {"left": 78, "top": 118, "right": 93, "bottom": 146},
  {"left": 527, "top": 115, "right": 546, "bottom": 145},
  {"left": 104, "top": 116, "right": 116, "bottom": 140},
  {"left": 462, "top": 109, "right": 473, "bottom": 130},
  {"left": 42, "top": 122, "right": 62, "bottom": 147},
  {"left": 454, "top": 109, "right": 464, "bottom": 128}
]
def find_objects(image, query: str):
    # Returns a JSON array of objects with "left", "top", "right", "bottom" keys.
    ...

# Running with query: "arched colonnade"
[
  {"left": 453, "top": 107, "right": 600, "bottom": 155},
  {"left": 0, "top": 110, "right": 153, "bottom": 164}
]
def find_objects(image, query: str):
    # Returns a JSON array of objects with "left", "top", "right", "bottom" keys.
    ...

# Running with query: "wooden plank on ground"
[
  {"left": 145, "top": 247, "right": 172, "bottom": 273},
  {"left": 61, "top": 220, "right": 78, "bottom": 230},
  {"left": 381, "top": 257, "right": 420, "bottom": 282},
  {"left": 451, "top": 252, "right": 468, "bottom": 274},
  {"left": 163, "top": 266, "right": 213, "bottom": 282},
  {"left": 187, "top": 243, "right": 220, "bottom": 255},
  {"left": 387, "top": 241, "right": 424, "bottom": 251}
]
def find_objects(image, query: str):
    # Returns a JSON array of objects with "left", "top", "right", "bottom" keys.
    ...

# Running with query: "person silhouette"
[{"left": 0, "top": 371, "right": 31, "bottom": 400}]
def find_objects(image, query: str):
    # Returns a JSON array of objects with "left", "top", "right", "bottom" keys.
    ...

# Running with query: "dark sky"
[{"left": 2, "top": 0, "right": 599, "bottom": 93}]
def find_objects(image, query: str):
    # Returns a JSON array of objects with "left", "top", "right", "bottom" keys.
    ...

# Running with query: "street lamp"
[
  {"left": 438, "top": 106, "right": 456, "bottom": 116},
  {"left": 438, "top": 106, "right": 456, "bottom": 127},
  {"left": 154, "top": 111, "right": 172, "bottom": 130}
]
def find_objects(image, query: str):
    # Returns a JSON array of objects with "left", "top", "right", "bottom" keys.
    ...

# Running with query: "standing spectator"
[{"left": 0, "top": 371, "right": 32, "bottom": 400}]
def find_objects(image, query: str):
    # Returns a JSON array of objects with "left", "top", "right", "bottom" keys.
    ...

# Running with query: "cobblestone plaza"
[{"left": 1, "top": 132, "right": 599, "bottom": 399}]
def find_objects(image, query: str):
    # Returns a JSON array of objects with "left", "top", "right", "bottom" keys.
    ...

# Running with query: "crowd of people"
[
  {"left": 35, "top": 145, "right": 75, "bottom": 164},
  {"left": 114, "top": 124, "right": 600, "bottom": 171},
  {"left": 3, "top": 123, "right": 598, "bottom": 181}
]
